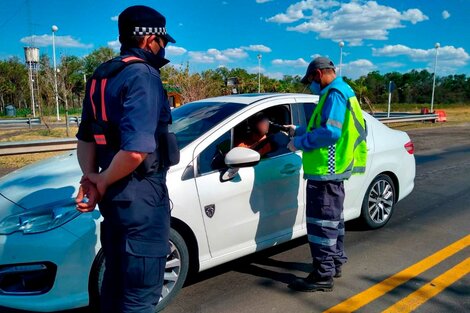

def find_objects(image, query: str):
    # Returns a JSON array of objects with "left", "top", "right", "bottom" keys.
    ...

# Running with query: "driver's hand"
[
  {"left": 284, "top": 125, "right": 297, "bottom": 137},
  {"left": 287, "top": 138, "right": 298, "bottom": 152}
]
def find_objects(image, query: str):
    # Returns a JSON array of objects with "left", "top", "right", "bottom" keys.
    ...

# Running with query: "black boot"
[{"left": 288, "top": 273, "right": 334, "bottom": 292}]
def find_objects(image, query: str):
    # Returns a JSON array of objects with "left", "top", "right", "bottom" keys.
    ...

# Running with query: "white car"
[{"left": 0, "top": 94, "right": 415, "bottom": 312}]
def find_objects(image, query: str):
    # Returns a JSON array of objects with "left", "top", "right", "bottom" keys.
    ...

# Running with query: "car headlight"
[{"left": 0, "top": 201, "right": 81, "bottom": 235}]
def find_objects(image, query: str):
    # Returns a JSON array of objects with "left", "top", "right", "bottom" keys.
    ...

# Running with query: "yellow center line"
[
  {"left": 323, "top": 234, "right": 470, "bottom": 313},
  {"left": 382, "top": 257, "right": 470, "bottom": 313}
]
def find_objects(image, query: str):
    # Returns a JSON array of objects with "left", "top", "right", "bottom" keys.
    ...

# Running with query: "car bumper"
[{"left": 0, "top": 220, "right": 98, "bottom": 312}]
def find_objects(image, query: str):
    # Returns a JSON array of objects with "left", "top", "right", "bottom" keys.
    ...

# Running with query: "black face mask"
[{"left": 155, "top": 38, "right": 165, "bottom": 59}]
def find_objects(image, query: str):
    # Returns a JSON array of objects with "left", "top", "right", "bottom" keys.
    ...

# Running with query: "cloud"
[
  {"left": 20, "top": 34, "right": 93, "bottom": 49},
  {"left": 267, "top": 1, "right": 428, "bottom": 46},
  {"left": 265, "top": 72, "right": 285, "bottom": 79},
  {"left": 272, "top": 58, "right": 309, "bottom": 67},
  {"left": 248, "top": 66, "right": 266, "bottom": 74},
  {"left": 167, "top": 46, "right": 187, "bottom": 56},
  {"left": 442, "top": 10, "right": 450, "bottom": 20},
  {"left": 107, "top": 38, "right": 120, "bottom": 51},
  {"left": 188, "top": 47, "right": 248, "bottom": 63},
  {"left": 256, "top": 0, "right": 273, "bottom": 3},
  {"left": 342, "top": 59, "right": 376, "bottom": 78},
  {"left": 187, "top": 45, "right": 272, "bottom": 63},
  {"left": 188, "top": 51, "right": 215, "bottom": 63},
  {"left": 380, "top": 61, "right": 405, "bottom": 68},
  {"left": 372, "top": 44, "right": 470, "bottom": 67},
  {"left": 111, "top": 16, "right": 118, "bottom": 22},
  {"left": 241, "top": 44, "right": 272, "bottom": 53}
]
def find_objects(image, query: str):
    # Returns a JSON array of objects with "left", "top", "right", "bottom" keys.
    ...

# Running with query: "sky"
[{"left": 0, "top": 0, "right": 469, "bottom": 79}]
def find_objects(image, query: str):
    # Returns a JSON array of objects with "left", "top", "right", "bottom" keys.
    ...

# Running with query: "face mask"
[
  {"left": 309, "top": 81, "right": 321, "bottom": 95},
  {"left": 156, "top": 46, "right": 165, "bottom": 58}
]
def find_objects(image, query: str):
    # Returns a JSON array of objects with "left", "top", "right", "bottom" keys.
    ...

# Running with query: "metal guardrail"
[
  {"left": 0, "top": 118, "right": 41, "bottom": 129},
  {"left": 374, "top": 113, "right": 438, "bottom": 124},
  {"left": 0, "top": 138, "right": 77, "bottom": 156},
  {"left": 0, "top": 116, "right": 81, "bottom": 128}
]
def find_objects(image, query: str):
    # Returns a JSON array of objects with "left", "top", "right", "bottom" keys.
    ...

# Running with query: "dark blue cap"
[{"left": 118, "top": 5, "right": 176, "bottom": 43}]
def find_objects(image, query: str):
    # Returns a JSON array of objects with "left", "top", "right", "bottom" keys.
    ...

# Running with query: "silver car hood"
[{"left": 0, "top": 151, "right": 81, "bottom": 217}]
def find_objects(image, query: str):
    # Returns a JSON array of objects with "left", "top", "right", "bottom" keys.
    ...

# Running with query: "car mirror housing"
[{"left": 224, "top": 147, "right": 260, "bottom": 168}]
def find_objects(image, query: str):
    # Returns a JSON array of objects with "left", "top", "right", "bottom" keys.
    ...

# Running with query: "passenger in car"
[{"left": 236, "top": 112, "right": 274, "bottom": 156}]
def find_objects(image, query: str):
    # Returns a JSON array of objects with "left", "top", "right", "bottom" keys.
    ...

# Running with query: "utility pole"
[
  {"left": 52, "top": 25, "right": 60, "bottom": 121},
  {"left": 339, "top": 41, "right": 344, "bottom": 76},
  {"left": 257, "top": 54, "right": 262, "bottom": 93},
  {"left": 430, "top": 42, "right": 440, "bottom": 113}
]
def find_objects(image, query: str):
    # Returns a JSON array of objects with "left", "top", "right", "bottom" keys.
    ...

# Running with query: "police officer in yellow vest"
[{"left": 285, "top": 57, "right": 367, "bottom": 292}]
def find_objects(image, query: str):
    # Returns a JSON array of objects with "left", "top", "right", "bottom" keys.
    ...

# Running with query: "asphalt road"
[{"left": 1, "top": 124, "right": 469, "bottom": 313}]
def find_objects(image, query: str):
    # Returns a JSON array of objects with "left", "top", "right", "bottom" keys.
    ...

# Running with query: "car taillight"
[{"left": 404, "top": 141, "right": 414, "bottom": 154}]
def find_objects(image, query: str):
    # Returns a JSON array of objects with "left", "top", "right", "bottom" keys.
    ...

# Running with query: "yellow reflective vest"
[{"left": 302, "top": 78, "right": 367, "bottom": 181}]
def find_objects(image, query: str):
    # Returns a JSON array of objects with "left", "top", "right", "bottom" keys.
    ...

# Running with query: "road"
[
  {"left": 1, "top": 123, "right": 469, "bottom": 313},
  {"left": 161, "top": 124, "right": 470, "bottom": 313}
]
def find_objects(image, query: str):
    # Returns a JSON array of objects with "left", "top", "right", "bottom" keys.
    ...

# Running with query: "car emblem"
[{"left": 205, "top": 204, "right": 215, "bottom": 218}]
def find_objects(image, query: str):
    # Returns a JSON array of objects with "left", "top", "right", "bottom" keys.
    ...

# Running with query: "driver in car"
[{"left": 236, "top": 112, "right": 274, "bottom": 157}]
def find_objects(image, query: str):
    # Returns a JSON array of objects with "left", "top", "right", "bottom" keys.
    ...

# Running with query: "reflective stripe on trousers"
[{"left": 306, "top": 179, "right": 347, "bottom": 278}]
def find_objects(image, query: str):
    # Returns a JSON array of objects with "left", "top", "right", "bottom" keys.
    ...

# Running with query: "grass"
[
  {"left": 0, "top": 152, "right": 63, "bottom": 170},
  {"left": 0, "top": 126, "right": 78, "bottom": 142}
]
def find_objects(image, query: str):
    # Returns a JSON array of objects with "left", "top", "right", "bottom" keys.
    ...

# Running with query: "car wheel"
[
  {"left": 89, "top": 228, "right": 189, "bottom": 312},
  {"left": 361, "top": 174, "right": 396, "bottom": 229}
]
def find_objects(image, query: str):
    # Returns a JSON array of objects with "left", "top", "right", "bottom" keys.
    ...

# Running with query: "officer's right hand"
[
  {"left": 76, "top": 179, "right": 101, "bottom": 212},
  {"left": 283, "top": 125, "right": 297, "bottom": 137}
]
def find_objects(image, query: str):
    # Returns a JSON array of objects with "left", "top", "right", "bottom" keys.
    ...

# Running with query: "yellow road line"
[
  {"left": 323, "top": 234, "right": 470, "bottom": 313},
  {"left": 382, "top": 257, "right": 470, "bottom": 313}
]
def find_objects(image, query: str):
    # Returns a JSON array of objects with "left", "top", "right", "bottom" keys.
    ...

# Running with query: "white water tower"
[{"left": 24, "top": 46, "right": 40, "bottom": 117}]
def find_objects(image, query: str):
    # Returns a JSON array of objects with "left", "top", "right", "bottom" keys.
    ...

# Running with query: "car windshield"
[{"left": 169, "top": 101, "right": 245, "bottom": 149}]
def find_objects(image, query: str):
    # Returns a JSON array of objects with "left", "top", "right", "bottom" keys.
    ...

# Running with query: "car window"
[
  {"left": 303, "top": 103, "right": 315, "bottom": 125},
  {"left": 169, "top": 101, "right": 245, "bottom": 149},
  {"left": 198, "top": 130, "right": 232, "bottom": 175},
  {"left": 234, "top": 104, "right": 293, "bottom": 159}
]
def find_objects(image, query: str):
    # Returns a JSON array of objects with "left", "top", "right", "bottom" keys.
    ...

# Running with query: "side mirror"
[{"left": 224, "top": 147, "right": 260, "bottom": 168}]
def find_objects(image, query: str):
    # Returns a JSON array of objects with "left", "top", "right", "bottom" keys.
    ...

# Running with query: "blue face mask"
[{"left": 309, "top": 81, "right": 321, "bottom": 95}]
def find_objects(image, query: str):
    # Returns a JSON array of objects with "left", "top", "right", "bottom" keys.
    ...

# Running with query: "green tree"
[
  {"left": 83, "top": 47, "right": 117, "bottom": 77},
  {"left": 0, "top": 57, "right": 29, "bottom": 112}
]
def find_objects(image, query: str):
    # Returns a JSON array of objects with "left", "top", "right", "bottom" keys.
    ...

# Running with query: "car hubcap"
[
  {"left": 368, "top": 179, "right": 394, "bottom": 224},
  {"left": 98, "top": 240, "right": 181, "bottom": 302},
  {"left": 161, "top": 241, "right": 181, "bottom": 300}
]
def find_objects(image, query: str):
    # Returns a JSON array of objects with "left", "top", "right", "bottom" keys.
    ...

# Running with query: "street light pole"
[
  {"left": 430, "top": 42, "right": 440, "bottom": 113},
  {"left": 257, "top": 54, "right": 262, "bottom": 93},
  {"left": 52, "top": 25, "right": 60, "bottom": 121},
  {"left": 339, "top": 41, "right": 345, "bottom": 76}
]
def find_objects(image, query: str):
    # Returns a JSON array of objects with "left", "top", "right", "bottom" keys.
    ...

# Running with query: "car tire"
[
  {"left": 361, "top": 174, "right": 396, "bottom": 229},
  {"left": 88, "top": 228, "right": 190, "bottom": 312}
]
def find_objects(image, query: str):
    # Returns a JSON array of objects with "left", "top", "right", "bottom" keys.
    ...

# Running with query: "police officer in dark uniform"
[{"left": 75, "top": 5, "right": 177, "bottom": 313}]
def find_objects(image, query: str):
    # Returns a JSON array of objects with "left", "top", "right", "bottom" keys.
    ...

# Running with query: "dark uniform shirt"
[{"left": 77, "top": 47, "right": 172, "bottom": 171}]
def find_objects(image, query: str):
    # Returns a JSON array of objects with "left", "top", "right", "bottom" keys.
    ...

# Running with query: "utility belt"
[{"left": 88, "top": 55, "right": 180, "bottom": 175}]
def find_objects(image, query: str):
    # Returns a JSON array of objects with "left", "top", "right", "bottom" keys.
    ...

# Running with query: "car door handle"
[{"left": 280, "top": 164, "right": 297, "bottom": 175}]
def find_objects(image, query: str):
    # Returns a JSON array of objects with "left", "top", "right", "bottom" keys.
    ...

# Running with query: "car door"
[{"left": 193, "top": 102, "right": 305, "bottom": 258}]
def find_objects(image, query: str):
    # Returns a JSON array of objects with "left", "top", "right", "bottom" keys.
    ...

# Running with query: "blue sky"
[{"left": 1, "top": 0, "right": 469, "bottom": 79}]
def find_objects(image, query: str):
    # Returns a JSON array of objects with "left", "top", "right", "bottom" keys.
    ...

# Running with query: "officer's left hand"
[{"left": 287, "top": 138, "right": 298, "bottom": 152}]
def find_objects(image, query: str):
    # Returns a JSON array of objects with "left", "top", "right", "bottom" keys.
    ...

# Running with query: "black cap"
[
  {"left": 118, "top": 5, "right": 176, "bottom": 43},
  {"left": 300, "top": 57, "right": 335, "bottom": 84}
]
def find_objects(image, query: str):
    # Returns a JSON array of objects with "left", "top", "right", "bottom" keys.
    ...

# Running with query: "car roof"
[{"left": 190, "top": 93, "right": 317, "bottom": 105}]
